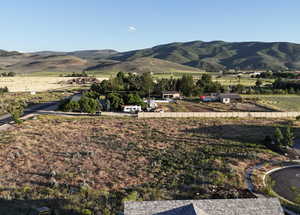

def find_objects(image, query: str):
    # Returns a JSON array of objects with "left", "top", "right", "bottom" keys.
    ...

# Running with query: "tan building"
[{"left": 162, "top": 91, "right": 181, "bottom": 99}]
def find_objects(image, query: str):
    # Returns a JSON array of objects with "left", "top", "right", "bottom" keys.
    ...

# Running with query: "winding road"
[{"left": 0, "top": 102, "right": 59, "bottom": 127}]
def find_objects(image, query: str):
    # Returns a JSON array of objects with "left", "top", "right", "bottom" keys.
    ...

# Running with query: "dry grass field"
[
  {"left": 0, "top": 77, "right": 106, "bottom": 92},
  {"left": 159, "top": 99, "right": 271, "bottom": 112},
  {"left": 0, "top": 115, "right": 289, "bottom": 214},
  {"left": 243, "top": 95, "right": 300, "bottom": 112}
]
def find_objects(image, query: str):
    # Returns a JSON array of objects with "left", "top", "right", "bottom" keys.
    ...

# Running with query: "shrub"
[
  {"left": 64, "top": 101, "right": 80, "bottom": 112},
  {"left": 81, "top": 209, "right": 92, "bottom": 215},
  {"left": 0, "top": 86, "right": 8, "bottom": 93},
  {"left": 122, "top": 191, "right": 140, "bottom": 202},
  {"left": 6, "top": 101, "right": 24, "bottom": 124},
  {"left": 1, "top": 72, "right": 16, "bottom": 77}
]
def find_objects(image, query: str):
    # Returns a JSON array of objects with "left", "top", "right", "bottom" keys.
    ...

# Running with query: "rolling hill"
[
  {"left": 111, "top": 41, "right": 300, "bottom": 71},
  {"left": 0, "top": 50, "right": 119, "bottom": 74},
  {"left": 1, "top": 40, "right": 300, "bottom": 75},
  {"left": 85, "top": 57, "right": 202, "bottom": 74}
]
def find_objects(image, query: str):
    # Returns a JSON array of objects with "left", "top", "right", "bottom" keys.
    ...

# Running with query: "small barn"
[
  {"left": 218, "top": 93, "right": 242, "bottom": 104},
  {"left": 162, "top": 91, "right": 181, "bottom": 99}
]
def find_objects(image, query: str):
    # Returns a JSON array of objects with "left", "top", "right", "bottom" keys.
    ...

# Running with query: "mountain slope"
[
  {"left": 111, "top": 41, "right": 300, "bottom": 71},
  {"left": 0, "top": 49, "right": 119, "bottom": 74},
  {"left": 1, "top": 54, "right": 88, "bottom": 74},
  {"left": 68, "top": 50, "right": 118, "bottom": 60},
  {"left": 86, "top": 57, "right": 201, "bottom": 74}
]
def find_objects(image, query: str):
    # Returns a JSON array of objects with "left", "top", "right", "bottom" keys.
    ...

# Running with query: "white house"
[{"left": 123, "top": 105, "right": 142, "bottom": 113}]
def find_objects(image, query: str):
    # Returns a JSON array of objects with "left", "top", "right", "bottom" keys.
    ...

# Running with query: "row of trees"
[
  {"left": 59, "top": 96, "right": 100, "bottom": 114},
  {"left": 59, "top": 91, "right": 147, "bottom": 113},
  {"left": 91, "top": 72, "right": 227, "bottom": 97}
]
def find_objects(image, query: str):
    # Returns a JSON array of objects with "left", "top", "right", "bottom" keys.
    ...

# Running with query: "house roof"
[
  {"left": 155, "top": 204, "right": 208, "bottom": 215},
  {"left": 124, "top": 198, "right": 284, "bottom": 215},
  {"left": 218, "top": 93, "right": 241, "bottom": 99},
  {"left": 162, "top": 91, "right": 180, "bottom": 94}
]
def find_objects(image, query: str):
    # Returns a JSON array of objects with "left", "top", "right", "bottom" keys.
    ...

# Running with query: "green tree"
[
  {"left": 78, "top": 96, "right": 100, "bottom": 114},
  {"left": 284, "top": 126, "right": 294, "bottom": 147},
  {"left": 201, "top": 74, "right": 212, "bottom": 83},
  {"left": 91, "top": 80, "right": 111, "bottom": 95},
  {"left": 107, "top": 93, "right": 124, "bottom": 111},
  {"left": 274, "top": 127, "right": 284, "bottom": 147},
  {"left": 125, "top": 94, "right": 146, "bottom": 108},
  {"left": 179, "top": 74, "right": 195, "bottom": 96},
  {"left": 140, "top": 72, "right": 154, "bottom": 96}
]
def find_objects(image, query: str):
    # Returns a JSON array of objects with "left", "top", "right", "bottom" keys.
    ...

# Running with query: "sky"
[{"left": 0, "top": 0, "right": 300, "bottom": 52}]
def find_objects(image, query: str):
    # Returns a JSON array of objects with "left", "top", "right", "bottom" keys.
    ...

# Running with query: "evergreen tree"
[
  {"left": 179, "top": 74, "right": 194, "bottom": 97},
  {"left": 274, "top": 127, "right": 284, "bottom": 147},
  {"left": 284, "top": 126, "right": 294, "bottom": 147},
  {"left": 140, "top": 72, "right": 154, "bottom": 96}
]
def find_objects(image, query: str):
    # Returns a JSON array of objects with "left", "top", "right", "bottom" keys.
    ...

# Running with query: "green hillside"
[{"left": 111, "top": 41, "right": 300, "bottom": 71}]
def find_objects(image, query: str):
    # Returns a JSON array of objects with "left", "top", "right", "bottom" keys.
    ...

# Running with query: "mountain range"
[{"left": 1, "top": 40, "right": 300, "bottom": 75}]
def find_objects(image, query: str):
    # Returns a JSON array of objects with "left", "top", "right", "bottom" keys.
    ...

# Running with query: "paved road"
[
  {"left": 270, "top": 167, "right": 300, "bottom": 203},
  {"left": 0, "top": 102, "right": 59, "bottom": 126}
]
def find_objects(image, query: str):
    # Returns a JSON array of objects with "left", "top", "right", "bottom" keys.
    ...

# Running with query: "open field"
[
  {"left": 0, "top": 116, "right": 290, "bottom": 214},
  {"left": 0, "top": 77, "right": 106, "bottom": 92},
  {"left": 213, "top": 76, "right": 274, "bottom": 86},
  {"left": 159, "top": 99, "right": 271, "bottom": 112},
  {"left": 243, "top": 95, "right": 300, "bottom": 112}
]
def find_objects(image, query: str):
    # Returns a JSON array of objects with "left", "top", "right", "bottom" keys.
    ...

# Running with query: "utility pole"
[{"left": 148, "top": 87, "right": 151, "bottom": 108}]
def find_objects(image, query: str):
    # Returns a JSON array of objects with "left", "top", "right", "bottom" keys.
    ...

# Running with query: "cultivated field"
[
  {"left": 0, "top": 116, "right": 289, "bottom": 214},
  {"left": 0, "top": 77, "right": 106, "bottom": 92}
]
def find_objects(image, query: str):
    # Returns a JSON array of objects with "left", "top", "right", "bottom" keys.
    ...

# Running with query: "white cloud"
[{"left": 128, "top": 26, "right": 137, "bottom": 32}]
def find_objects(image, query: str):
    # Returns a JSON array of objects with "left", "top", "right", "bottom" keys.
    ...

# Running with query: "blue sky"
[{"left": 0, "top": 0, "right": 299, "bottom": 52}]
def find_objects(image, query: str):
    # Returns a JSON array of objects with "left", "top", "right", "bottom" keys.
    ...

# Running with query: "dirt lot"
[
  {"left": 160, "top": 99, "right": 271, "bottom": 112},
  {"left": 0, "top": 116, "right": 289, "bottom": 214}
]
